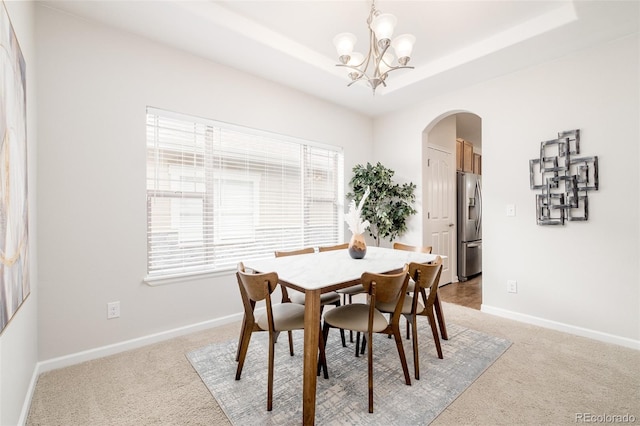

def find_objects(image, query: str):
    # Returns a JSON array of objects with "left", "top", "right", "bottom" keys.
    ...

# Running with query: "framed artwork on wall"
[{"left": 0, "top": 1, "right": 29, "bottom": 334}]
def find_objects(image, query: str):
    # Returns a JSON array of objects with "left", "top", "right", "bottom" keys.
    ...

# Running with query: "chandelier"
[{"left": 333, "top": 1, "right": 415, "bottom": 94}]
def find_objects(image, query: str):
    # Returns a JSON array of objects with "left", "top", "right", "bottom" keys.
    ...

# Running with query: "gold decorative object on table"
[{"left": 345, "top": 187, "right": 370, "bottom": 259}]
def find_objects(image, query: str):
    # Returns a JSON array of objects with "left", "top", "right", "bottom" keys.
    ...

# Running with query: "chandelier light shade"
[
  {"left": 370, "top": 13, "right": 397, "bottom": 42},
  {"left": 392, "top": 34, "right": 416, "bottom": 65},
  {"left": 333, "top": 33, "right": 357, "bottom": 59},
  {"left": 333, "top": 1, "right": 415, "bottom": 93}
]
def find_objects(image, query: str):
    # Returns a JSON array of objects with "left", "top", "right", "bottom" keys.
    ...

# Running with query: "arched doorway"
[{"left": 422, "top": 111, "right": 482, "bottom": 309}]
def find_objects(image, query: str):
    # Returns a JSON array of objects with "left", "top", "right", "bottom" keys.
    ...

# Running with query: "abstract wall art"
[
  {"left": 529, "top": 129, "right": 599, "bottom": 226},
  {"left": 0, "top": 1, "right": 29, "bottom": 334}
]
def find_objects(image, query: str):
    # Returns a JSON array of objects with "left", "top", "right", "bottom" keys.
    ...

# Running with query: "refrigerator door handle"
[
  {"left": 467, "top": 242, "right": 481, "bottom": 248},
  {"left": 475, "top": 180, "right": 482, "bottom": 236}
]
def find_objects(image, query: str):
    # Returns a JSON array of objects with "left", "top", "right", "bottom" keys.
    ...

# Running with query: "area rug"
[{"left": 187, "top": 319, "right": 511, "bottom": 425}]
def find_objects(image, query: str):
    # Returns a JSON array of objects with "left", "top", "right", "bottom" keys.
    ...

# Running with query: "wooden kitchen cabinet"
[
  {"left": 463, "top": 140, "right": 473, "bottom": 172},
  {"left": 473, "top": 153, "right": 482, "bottom": 175},
  {"left": 457, "top": 138, "right": 479, "bottom": 173},
  {"left": 456, "top": 139, "right": 463, "bottom": 171}
]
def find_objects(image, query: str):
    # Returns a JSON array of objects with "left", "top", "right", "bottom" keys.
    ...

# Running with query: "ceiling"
[{"left": 41, "top": 1, "right": 639, "bottom": 117}]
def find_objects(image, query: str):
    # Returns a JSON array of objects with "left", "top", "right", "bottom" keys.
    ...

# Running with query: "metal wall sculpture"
[{"left": 529, "top": 129, "right": 599, "bottom": 225}]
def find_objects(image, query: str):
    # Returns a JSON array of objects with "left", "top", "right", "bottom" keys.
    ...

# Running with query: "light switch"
[{"left": 506, "top": 204, "right": 516, "bottom": 217}]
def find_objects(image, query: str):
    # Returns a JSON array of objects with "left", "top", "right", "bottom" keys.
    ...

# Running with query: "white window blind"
[{"left": 146, "top": 107, "right": 344, "bottom": 280}]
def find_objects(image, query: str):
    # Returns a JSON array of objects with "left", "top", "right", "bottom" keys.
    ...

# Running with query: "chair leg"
[
  {"left": 367, "top": 330, "right": 374, "bottom": 413},
  {"left": 318, "top": 325, "right": 329, "bottom": 379},
  {"left": 348, "top": 294, "right": 354, "bottom": 343},
  {"left": 391, "top": 326, "right": 412, "bottom": 386},
  {"left": 340, "top": 329, "right": 347, "bottom": 347},
  {"left": 434, "top": 293, "right": 448, "bottom": 340},
  {"left": 322, "top": 321, "right": 331, "bottom": 347},
  {"left": 235, "top": 315, "right": 247, "bottom": 362},
  {"left": 235, "top": 325, "right": 253, "bottom": 380},
  {"left": 319, "top": 322, "right": 331, "bottom": 377},
  {"left": 406, "top": 318, "right": 410, "bottom": 340},
  {"left": 356, "top": 333, "right": 367, "bottom": 356},
  {"left": 267, "top": 331, "right": 275, "bottom": 411},
  {"left": 428, "top": 310, "right": 443, "bottom": 359},
  {"left": 288, "top": 330, "right": 295, "bottom": 356},
  {"left": 410, "top": 314, "right": 420, "bottom": 380}
]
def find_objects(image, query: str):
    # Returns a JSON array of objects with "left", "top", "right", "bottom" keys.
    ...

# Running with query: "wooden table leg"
[{"left": 303, "top": 289, "right": 321, "bottom": 425}]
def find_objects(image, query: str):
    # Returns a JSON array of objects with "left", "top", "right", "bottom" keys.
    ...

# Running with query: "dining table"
[{"left": 243, "top": 245, "right": 443, "bottom": 425}]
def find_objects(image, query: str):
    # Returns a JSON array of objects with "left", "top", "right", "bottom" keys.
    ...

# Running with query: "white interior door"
[{"left": 425, "top": 147, "right": 455, "bottom": 286}]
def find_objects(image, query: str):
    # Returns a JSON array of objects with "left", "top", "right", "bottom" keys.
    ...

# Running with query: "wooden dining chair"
[
  {"left": 233, "top": 249, "right": 312, "bottom": 362},
  {"left": 318, "top": 243, "right": 349, "bottom": 251},
  {"left": 275, "top": 247, "right": 346, "bottom": 348},
  {"left": 376, "top": 257, "right": 444, "bottom": 380},
  {"left": 322, "top": 266, "right": 412, "bottom": 413},
  {"left": 393, "top": 241, "right": 433, "bottom": 254},
  {"left": 273, "top": 247, "right": 315, "bottom": 257},
  {"left": 393, "top": 241, "right": 433, "bottom": 290},
  {"left": 235, "top": 262, "right": 327, "bottom": 411},
  {"left": 392, "top": 242, "right": 448, "bottom": 341}
]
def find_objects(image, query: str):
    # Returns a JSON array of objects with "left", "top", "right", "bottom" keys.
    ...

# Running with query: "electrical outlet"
[
  {"left": 107, "top": 301, "right": 120, "bottom": 319},
  {"left": 507, "top": 280, "right": 518, "bottom": 293}
]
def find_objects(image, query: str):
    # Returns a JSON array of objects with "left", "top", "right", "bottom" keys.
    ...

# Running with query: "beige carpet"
[{"left": 26, "top": 303, "right": 640, "bottom": 425}]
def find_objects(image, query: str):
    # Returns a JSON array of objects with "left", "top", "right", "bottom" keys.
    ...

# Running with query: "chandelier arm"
[
  {"left": 336, "top": 64, "right": 374, "bottom": 86},
  {"left": 384, "top": 64, "right": 415, "bottom": 73}
]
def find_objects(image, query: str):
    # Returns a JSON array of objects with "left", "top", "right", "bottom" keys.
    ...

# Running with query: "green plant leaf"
[{"left": 347, "top": 162, "right": 417, "bottom": 246}]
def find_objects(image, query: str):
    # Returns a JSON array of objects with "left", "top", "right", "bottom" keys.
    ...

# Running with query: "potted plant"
[{"left": 347, "top": 162, "right": 417, "bottom": 247}]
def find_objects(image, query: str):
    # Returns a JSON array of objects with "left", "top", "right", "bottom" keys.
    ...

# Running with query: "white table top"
[{"left": 243, "top": 246, "right": 439, "bottom": 291}]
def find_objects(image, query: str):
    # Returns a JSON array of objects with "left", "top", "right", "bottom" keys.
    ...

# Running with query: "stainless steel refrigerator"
[{"left": 457, "top": 172, "right": 482, "bottom": 281}]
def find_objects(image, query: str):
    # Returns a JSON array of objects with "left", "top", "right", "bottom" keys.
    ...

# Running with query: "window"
[{"left": 146, "top": 108, "right": 344, "bottom": 280}]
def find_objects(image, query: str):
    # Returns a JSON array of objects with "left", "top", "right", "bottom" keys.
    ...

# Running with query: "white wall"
[
  {"left": 374, "top": 34, "right": 640, "bottom": 346},
  {"left": 0, "top": 2, "right": 38, "bottom": 425},
  {"left": 35, "top": 5, "right": 372, "bottom": 361}
]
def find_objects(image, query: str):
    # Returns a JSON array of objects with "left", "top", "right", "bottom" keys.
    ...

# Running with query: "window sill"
[{"left": 143, "top": 267, "right": 235, "bottom": 286}]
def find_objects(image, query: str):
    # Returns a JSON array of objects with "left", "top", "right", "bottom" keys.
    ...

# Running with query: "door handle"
[
  {"left": 448, "top": 223, "right": 454, "bottom": 227},
  {"left": 467, "top": 243, "right": 480, "bottom": 248}
]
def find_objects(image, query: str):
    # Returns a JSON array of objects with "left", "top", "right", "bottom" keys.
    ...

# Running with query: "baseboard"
[
  {"left": 18, "top": 362, "right": 41, "bottom": 426},
  {"left": 38, "top": 312, "right": 244, "bottom": 373},
  {"left": 18, "top": 312, "right": 244, "bottom": 425},
  {"left": 481, "top": 304, "right": 640, "bottom": 350}
]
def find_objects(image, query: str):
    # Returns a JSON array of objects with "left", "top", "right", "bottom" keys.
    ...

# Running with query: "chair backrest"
[
  {"left": 408, "top": 256, "right": 443, "bottom": 308},
  {"left": 236, "top": 262, "right": 279, "bottom": 303},
  {"left": 274, "top": 247, "right": 315, "bottom": 257},
  {"left": 393, "top": 242, "right": 433, "bottom": 254},
  {"left": 236, "top": 262, "right": 280, "bottom": 331},
  {"left": 318, "top": 243, "right": 349, "bottom": 252},
  {"left": 361, "top": 265, "right": 410, "bottom": 323}
]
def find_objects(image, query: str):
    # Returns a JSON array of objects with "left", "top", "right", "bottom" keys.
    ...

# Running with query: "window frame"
[{"left": 145, "top": 107, "right": 345, "bottom": 284}]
